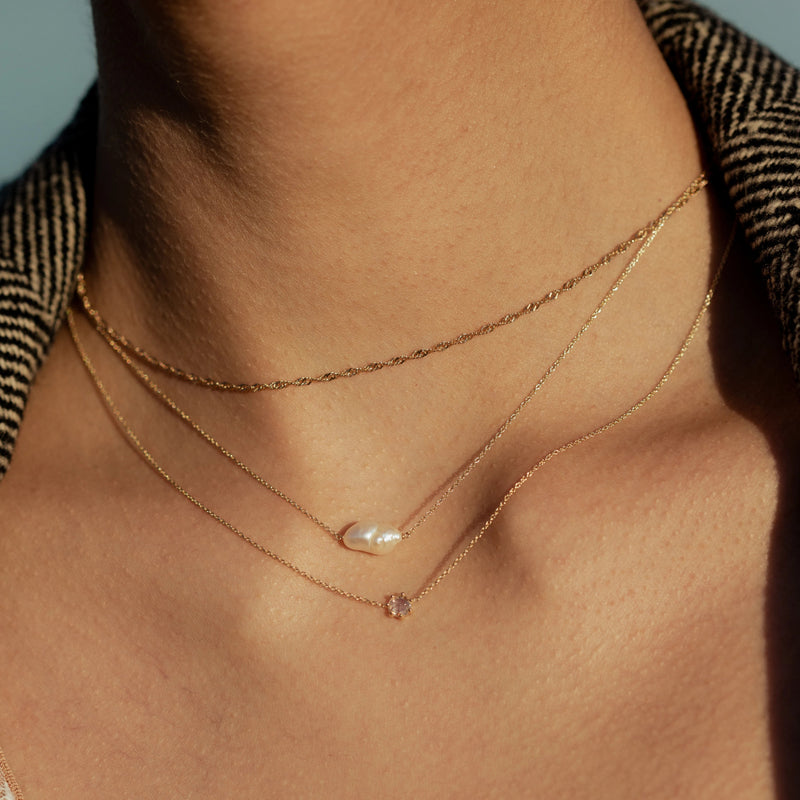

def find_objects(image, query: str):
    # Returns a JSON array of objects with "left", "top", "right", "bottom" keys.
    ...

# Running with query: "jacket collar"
[{"left": 640, "top": 0, "right": 800, "bottom": 378}]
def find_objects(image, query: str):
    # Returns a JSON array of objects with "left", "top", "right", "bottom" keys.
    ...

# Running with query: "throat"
[{"left": 88, "top": 0, "right": 707, "bottom": 378}]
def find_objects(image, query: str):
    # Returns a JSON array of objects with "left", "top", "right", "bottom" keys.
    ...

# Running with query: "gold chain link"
[
  {"left": 75, "top": 175, "right": 708, "bottom": 392},
  {"left": 0, "top": 745, "right": 24, "bottom": 800}
]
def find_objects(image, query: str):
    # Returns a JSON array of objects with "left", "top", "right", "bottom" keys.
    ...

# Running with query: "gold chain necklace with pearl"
[
  {"left": 68, "top": 221, "right": 735, "bottom": 619},
  {"left": 74, "top": 176, "right": 707, "bottom": 393},
  {"left": 72, "top": 175, "right": 707, "bottom": 557},
  {"left": 71, "top": 177, "right": 694, "bottom": 558}
]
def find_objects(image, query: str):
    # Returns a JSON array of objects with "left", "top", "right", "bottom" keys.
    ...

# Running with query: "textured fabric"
[
  {"left": 0, "top": 89, "right": 95, "bottom": 477},
  {"left": 641, "top": 0, "right": 800, "bottom": 390},
  {"left": 0, "top": 0, "right": 799, "bottom": 486}
]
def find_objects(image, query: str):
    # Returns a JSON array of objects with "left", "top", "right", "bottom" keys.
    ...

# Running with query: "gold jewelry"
[
  {"left": 69, "top": 214, "right": 735, "bottom": 619},
  {"left": 75, "top": 202, "right": 676, "bottom": 556},
  {"left": 0, "top": 745, "right": 23, "bottom": 800},
  {"left": 74, "top": 175, "right": 707, "bottom": 392},
  {"left": 73, "top": 175, "right": 706, "bottom": 558}
]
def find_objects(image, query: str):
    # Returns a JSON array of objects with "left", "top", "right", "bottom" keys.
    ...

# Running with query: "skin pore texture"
[{"left": 1, "top": 0, "right": 799, "bottom": 797}]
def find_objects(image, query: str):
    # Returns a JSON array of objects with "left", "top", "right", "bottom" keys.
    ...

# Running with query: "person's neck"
[{"left": 87, "top": 0, "right": 707, "bottom": 380}]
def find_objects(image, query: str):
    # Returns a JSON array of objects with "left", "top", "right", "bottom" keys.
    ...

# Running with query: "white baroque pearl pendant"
[{"left": 341, "top": 521, "right": 402, "bottom": 555}]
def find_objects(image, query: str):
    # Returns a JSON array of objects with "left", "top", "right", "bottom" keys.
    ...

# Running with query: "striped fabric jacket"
[{"left": 0, "top": 0, "right": 799, "bottom": 485}]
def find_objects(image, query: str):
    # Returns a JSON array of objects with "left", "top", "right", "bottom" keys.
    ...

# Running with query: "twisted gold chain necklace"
[
  {"left": 74, "top": 175, "right": 707, "bottom": 392},
  {"left": 74, "top": 206, "right": 672, "bottom": 556},
  {"left": 70, "top": 223, "right": 735, "bottom": 619}
]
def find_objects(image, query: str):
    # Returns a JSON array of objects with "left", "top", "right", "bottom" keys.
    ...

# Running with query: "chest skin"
[
  {"left": 0, "top": 244, "right": 799, "bottom": 799},
  {"left": 0, "top": 429, "right": 791, "bottom": 799}
]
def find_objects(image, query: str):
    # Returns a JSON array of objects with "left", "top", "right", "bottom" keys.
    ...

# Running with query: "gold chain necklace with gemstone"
[
  {"left": 70, "top": 224, "right": 735, "bottom": 619},
  {"left": 74, "top": 175, "right": 707, "bottom": 392},
  {"left": 69, "top": 194, "right": 733, "bottom": 618},
  {"left": 70, "top": 186, "right": 687, "bottom": 558}
]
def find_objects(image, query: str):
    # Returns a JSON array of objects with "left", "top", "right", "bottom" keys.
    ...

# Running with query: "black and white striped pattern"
[
  {"left": 0, "top": 91, "right": 93, "bottom": 475},
  {"left": 641, "top": 0, "right": 800, "bottom": 384},
  {"left": 0, "top": 1, "right": 798, "bottom": 480}
]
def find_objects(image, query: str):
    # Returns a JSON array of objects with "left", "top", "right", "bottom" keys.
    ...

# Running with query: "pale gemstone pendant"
[
  {"left": 341, "top": 521, "right": 402, "bottom": 555},
  {"left": 386, "top": 593, "right": 412, "bottom": 619}
]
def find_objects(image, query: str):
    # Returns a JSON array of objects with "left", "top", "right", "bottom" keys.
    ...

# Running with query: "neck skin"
[
  {"left": 87, "top": 0, "right": 708, "bottom": 382},
  {"left": 68, "top": 0, "right": 727, "bottom": 589}
]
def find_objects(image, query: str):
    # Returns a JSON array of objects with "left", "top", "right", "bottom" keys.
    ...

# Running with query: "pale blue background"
[{"left": 1, "top": 0, "right": 799, "bottom": 182}]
